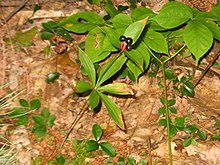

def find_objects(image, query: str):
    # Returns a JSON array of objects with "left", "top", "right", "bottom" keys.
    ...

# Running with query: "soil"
[{"left": 0, "top": 0, "right": 220, "bottom": 165}]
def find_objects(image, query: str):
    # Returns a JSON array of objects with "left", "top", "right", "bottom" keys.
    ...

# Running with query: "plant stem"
[
  {"left": 145, "top": 43, "right": 162, "bottom": 63},
  {"left": 147, "top": 42, "right": 186, "bottom": 165},
  {"left": 161, "top": 63, "right": 173, "bottom": 165},
  {"left": 164, "top": 44, "right": 186, "bottom": 63},
  {"left": 61, "top": 99, "right": 89, "bottom": 147}
]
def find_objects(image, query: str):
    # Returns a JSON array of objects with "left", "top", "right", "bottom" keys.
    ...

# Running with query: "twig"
[
  {"left": 194, "top": 50, "right": 220, "bottom": 87},
  {"left": 147, "top": 137, "right": 152, "bottom": 165},
  {"left": 61, "top": 100, "right": 89, "bottom": 147},
  {"left": 0, "top": 0, "right": 29, "bottom": 27}
]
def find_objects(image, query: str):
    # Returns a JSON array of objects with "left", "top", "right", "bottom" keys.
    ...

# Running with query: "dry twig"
[{"left": 0, "top": 0, "right": 29, "bottom": 27}]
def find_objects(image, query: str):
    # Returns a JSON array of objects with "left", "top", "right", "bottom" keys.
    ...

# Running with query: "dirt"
[{"left": 0, "top": 0, "right": 220, "bottom": 165}]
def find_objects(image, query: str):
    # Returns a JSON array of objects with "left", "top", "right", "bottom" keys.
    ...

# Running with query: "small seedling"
[
  {"left": 40, "top": 21, "right": 73, "bottom": 54},
  {"left": 5, "top": 99, "right": 41, "bottom": 126},
  {"left": 46, "top": 155, "right": 65, "bottom": 165},
  {"left": 46, "top": 72, "right": 61, "bottom": 83},
  {"left": 32, "top": 107, "right": 56, "bottom": 137},
  {"left": 107, "top": 155, "right": 147, "bottom": 165},
  {"left": 85, "top": 124, "right": 116, "bottom": 157}
]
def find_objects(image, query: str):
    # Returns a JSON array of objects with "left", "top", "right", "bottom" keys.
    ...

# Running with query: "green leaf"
[
  {"left": 33, "top": 3, "right": 41, "bottom": 13},
  {"left": 169, "top": 107, "right": 177, "bottom": 114},
  {"left": 170, "top": 125, "right": 177, "bottom": 138},
  {"left": 101, "top": 27, "right": 125, "bottom": 49},
  {"left": 168, "top": 99, "right": 176, "bottom": 106},
  {"left": 181, "top": 81, "right": 195, "bottom": 97},
  {"left": 85, "top": 140, "right": 99, "bottom": 152},
  {"left": 117, "top": 156, "right": 125, "bottom": 164},
  {"left": 75, "top": 80, "right": 93, "bottom": 93},
  {"left": 183, "top": 138, "right": 192, "bottom": 147},
  {"left": 40, "top": 32, "right": 54, "bottom": 40},
  {"left": 105, "top": 4, "right": 118, "bottom": 18},
  {"left": 184, "top": 124, "right": 197, "bottom": 134},
  {"left": 153, "top": 1, "right": 193, "bottom": 29},
  {"left": 127, "top": 70, "right": 136, "bottom": 82},
  {"left": 166, "top": 28, "right": 184, "bottom": 46},
  {"left": 43, "top": 46, "right": 51, "bottom": 57},
  {"left": 46, "top": 72, "right": 61, "bottom": 83},
  {"left": 216, "top": 120, "right": 220, "bottom": 130},
  {"left": 160, "top": 97, "right": 165, "bottom": 105},
  {"left": 131, "top": 7, "right": 155, "bottom": 21},
  {"left": 56, "top": 28, "right": 73, "bottom": 41},
  {"left": 165, "top": 68, "right": 176, "bottom": 80},
  {"left": 14, "top": 27, "right": 38, "bottom": 46},
  {"left": 98, "top": 92, "right": 125, "bottom": 130},
  {"left": 195, "top": 12, "right": 219, "bottom": 22},
  {"left": 42, "top": 21, "right": 58, "bottom": 32},
  {"left": 147, "top": 20, "right": 166, "bottom": 31},
  {"left": 17, "top": 116, "right": 29, "bottom": 126},
  {"left": 211, "top": 3, "right": 220, "bottom": 21},
  {"left": 85, "top": 28, "right": 116, "bottom": 63},
  {"left": 197, "top": 130, "right": 207, "bottom": 140},
  {"left": 47, "top": 160, "right": 57, "bottom": 165},
  {"left": 89, "top": 90, "right": 100, "bottom": 110},
  {"left": 143, "top": 28, "right": 168, "bottom": 54},
  {"left": 111, "top": 14, "right": 132, "bottom": 28},
  {"left": 99, "top": 142, "right": 116, "bottom": 157},
  {"left": 59, "top": 12, "right": 104, "bottom": 33},
  {"left": 19, "top": 99, "right": 29, "bottom": 108},
  {"left": 191, "top": 138, "right": 198, "bottom": 146},
  {"left": 97, "top": 54, "right": 127, "bottom": 87},
  {"left": 9, "top": 107, "right": 26, "bottom": 117},
  {"left": 87, "top": 0, "right": 101, "bottom": 5},
  {"left": 124, "top": 17, "right": 148, "bottom": 44},
  {"left": 126, "top": 60, "right": 142, "bottom": 82},
  {"left": 47, "top": 115, "right": 56, "bottom": 127},
  {"left": 158, "top": 106, "right": 165, "bottom": 115},
  {"left": 198, "top": 19, "right": 220, "bottom": 41},
  {"left": 125, "top": 49, "right": 144, "bottom": 71},
  {"left": 32, "top": 115, "right": 45, "bottom": 126},
  {"left": 41, "top": 108, "right": 50, "bottom": 118},
  {"left": 158, "top": 119, "right": 167, "bottom": 126},
  {"left": 118, "top": 5, "right": 129, "bottom": 12},
  {"left": 32, "top": 125, "right": 47, "bottom": 137},
  {"left": 127, "top": 156, "right": 136, "bottom": 164},
  {"left": 56, "top": 155, "right": 65, "bottom": 165},
  {"left": 92, "top": 124, "right": 103, "bottom": 141},
  {"left": 125, "top": 40, "right": 150, "bottom": 71},
  {"left": 30, "top": 99, "right": 41, "bottom": 110},
  {"left": 183, "top": 20, "right": 213, "bottom": 64},
  {"left": 98, "top": 83, "right": 133, "bottom": 95},
  {"left": 130, "top": 0, "right": 137, "bottom": 10},
  {"left": 174, "top": 117, "right": 185, "bottom": 128},
  {"left": 138, "top": 160, "right": 147, "bottom": 165},
  {"left": 213, "top": 134, "right": 220, "bottom": 140},
  {"left": 78, "top": 47, "right": 96, "bottom": 86}
]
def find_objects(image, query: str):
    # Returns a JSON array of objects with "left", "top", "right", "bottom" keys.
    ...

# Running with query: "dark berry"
[
  {"left": 126, "top": 37, "right": 133, "bottom": 44},
  {"left": 126, "top": 44, "right": 132, "bottom": 51},
  {"left": 119, "top": 36, "right": 126, "bottom": 42}
]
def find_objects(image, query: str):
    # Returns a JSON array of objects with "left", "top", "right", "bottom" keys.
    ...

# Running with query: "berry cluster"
[{"left": 119, "top": 36, "right": 133, "bottom": 51}]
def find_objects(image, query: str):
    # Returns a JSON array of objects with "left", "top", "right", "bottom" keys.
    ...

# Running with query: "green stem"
[
  {"left": 161, "top": 63, "right": 173, "bottom": 165},
  {"left": 147, "top": 43, "right": 186, "bottom": 164},
  {"left": 164, "top": 44, "right": 186, "bottom": 63},
  {"left": 145, "top": 43, "right": 163, "bottom": 64}
]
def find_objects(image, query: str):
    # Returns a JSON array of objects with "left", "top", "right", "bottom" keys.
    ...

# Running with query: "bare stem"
[{"left": 161, "top": 63, "right": 173, "bottom": 165}]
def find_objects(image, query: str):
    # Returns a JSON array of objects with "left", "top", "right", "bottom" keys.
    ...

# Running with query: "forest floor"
[{"left": 0, "top": 0, "right": 220, "bottom": 164}]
